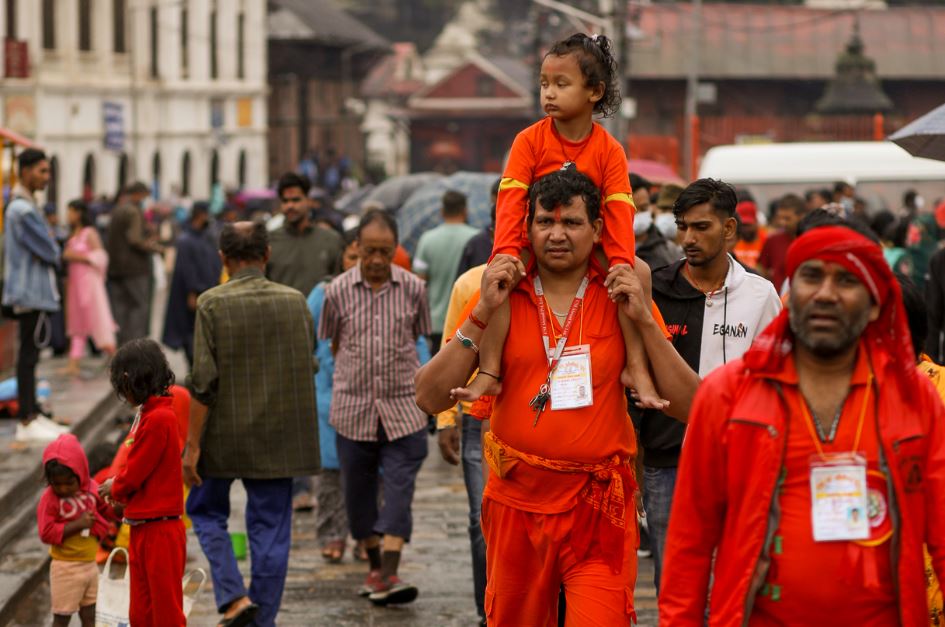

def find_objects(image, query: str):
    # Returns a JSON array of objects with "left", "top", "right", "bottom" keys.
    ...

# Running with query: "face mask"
[
  {"left": 916, "top": 195, "right": 926, "bottom": 211},
  {"left": 655, "top": 213, "right": 677, "bottom": 239},
  {"left": 634, "top": 211, "right": 653, "bottom": 236}
]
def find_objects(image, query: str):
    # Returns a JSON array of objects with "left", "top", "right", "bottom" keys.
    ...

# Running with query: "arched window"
[
  {"left": 113, "top": 0, "right": 126, "bottom": 53},
  {"left": 152, "top": 151, "right": 161, "bottom": 197},
  {"left": 210, "top": 149, "right": 220, "bottom": 190},
  {"left": 42, "top": 0, "right": 56, "bottom": 50},
  {"left": 118, "top": 152, "right": 129, "bottom": 190},
  {"left": 209, "top": 6, "right": 218, "bottom": 79},
  {"left": 78, "top": 0, "right": 92, "bottom": 51},
  {"left": 238, "top": 149, "right": 247, "bottom": 189},
  {"left": 6, "top": 0, "right": 17, "bottom": 39},
  {"left": 181, "top": 151, "right": 191, "bottom": 196},
  {"left": 48, "top": 156, "right": 59, "bottom": 209},
  {"left": 82, "top": 154, "right": 96, "bottom": 202}
]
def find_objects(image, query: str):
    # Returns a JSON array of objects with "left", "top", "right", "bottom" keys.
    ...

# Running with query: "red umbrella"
[{"left": 627, "top": 159, "right": 685, "bottom": 186}]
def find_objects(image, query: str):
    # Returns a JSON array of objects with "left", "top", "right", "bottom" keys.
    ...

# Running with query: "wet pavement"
[
  {"left": 3, "top": 305, "right": 658, "bottom": 625},
  {"left": 11, "top": 443, "right": 658, "bottom": 626}
]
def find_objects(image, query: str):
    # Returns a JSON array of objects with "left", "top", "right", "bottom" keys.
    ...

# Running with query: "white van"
[{"left": 698, "top": 141, "right": 945, "bottom": 216}]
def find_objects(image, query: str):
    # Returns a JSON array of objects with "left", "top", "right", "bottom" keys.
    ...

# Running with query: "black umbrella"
[
  {"left": 890, "top": 102, "right": 945, "bottom": 162},
  {"left": 362, "top": 172, "right": 444, "bottom": 213}
]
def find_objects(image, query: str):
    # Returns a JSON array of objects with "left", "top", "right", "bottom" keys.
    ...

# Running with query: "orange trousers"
[{"left": 482, "top": 496, "right": 638, "bottom": 626}]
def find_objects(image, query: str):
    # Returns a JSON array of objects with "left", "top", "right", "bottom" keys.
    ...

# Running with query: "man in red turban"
[{"left": 659, "top": 225, "right": 945, "bottom": 626}]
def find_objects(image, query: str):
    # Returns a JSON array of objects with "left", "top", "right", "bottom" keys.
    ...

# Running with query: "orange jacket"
[{"left": 660, "top": 347, "right": 945, "bottom": 627}]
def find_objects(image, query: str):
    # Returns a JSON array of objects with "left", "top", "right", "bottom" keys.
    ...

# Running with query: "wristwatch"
[{"left": 455, "top": 329, "right": 479, "bottom": 353}]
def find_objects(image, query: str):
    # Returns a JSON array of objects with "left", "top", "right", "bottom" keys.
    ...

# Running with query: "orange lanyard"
[{"left": 797, "top": 370, "right": 873, "bottom": 461}]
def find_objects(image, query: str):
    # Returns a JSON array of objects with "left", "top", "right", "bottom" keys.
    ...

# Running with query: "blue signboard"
[{"left": 103, "top": 101, "right": 125, "bottom": 151}]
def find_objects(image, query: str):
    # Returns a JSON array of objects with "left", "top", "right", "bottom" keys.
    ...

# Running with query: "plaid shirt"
[
  {"left": 319, "top": 264, "right": 431, "bottom": 441},
  {"left": 188, "top": 267, "right": 320, "bottom": 478}
]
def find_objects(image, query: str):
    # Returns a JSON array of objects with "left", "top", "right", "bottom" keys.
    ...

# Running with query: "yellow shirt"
[
  {"left": 50, "top": 532, "right": 98, "bottom": 562},
  {"left": 435, "top": 264, "right": 485, "bottom": 430}
]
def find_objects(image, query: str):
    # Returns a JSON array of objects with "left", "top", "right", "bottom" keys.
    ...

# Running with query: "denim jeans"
[
  {"left": 187, "top": 477, "right": 293, "bottom": 627},
  {"left": 462, "top": 417, "right": 486, "bottom": 622},
  {"left": 643, "top": 465, "right": 678, "bottom": 594}
]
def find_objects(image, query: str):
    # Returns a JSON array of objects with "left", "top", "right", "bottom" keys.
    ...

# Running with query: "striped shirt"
[{"left": 319, "top": 264, "right": 431, "bottom": 441}]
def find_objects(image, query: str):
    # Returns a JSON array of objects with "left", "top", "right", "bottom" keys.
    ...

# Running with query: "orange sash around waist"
[{"left": 483, "top": 430, "right": 636, "bottom": 574}]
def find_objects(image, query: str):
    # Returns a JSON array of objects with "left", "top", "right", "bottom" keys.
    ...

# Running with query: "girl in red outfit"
[
  {"left": 99, "top": 339, "right": 186, "bottom": 627},
  {"left": 457, "top": 33, "right": 666, "bottom": 410}
]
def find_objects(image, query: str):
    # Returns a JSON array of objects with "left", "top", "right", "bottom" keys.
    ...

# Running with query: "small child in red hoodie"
[
  {"left": 38, "top": 434, "right": 113, "bottom": 627},
  {"left": 99, "top": 338, "right": 186, "bottom": 627}
]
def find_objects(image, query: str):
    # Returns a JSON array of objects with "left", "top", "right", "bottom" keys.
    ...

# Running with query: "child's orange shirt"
[{"left": 493, "top": 117, "right": 636, "bottom": 266}]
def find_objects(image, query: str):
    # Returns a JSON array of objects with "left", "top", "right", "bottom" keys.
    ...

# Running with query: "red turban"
[{"left": 744, "top": 225, "right": 916, "bottom": 387}]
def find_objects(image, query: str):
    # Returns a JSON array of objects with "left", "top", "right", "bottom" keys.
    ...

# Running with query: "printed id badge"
[
  {"left": 549, "top": 344, "right": 593, "bottom": 410},
  {"left": 809, "top": 452, "right": 869, "bottom": 542}
]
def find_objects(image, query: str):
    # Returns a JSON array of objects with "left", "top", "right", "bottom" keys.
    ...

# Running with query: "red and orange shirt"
[
  {"left": 484, "top": 267, "right": 637, "bottom": 514},
  {"left": 494, "top": 118, "right": 636, "bottom": 267},
  {"left": 734, "top": 228, "right": 768, "bottom": 270},
  {"left": 751, "top": 349, "right": 897, "bottom": 625}
]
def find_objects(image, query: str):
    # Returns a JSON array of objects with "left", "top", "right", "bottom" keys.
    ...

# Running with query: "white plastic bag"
[
  {"left": 182, "top": 568, "right": 207, "bottom": 617},
  {"left": 95, "top": 548, "right": 207, "bottom": 624},
  {"left": 95, "top": 548, "right": 130, "bottom": 627}
]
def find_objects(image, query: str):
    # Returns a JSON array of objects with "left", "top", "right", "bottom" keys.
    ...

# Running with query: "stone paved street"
[
  {"left": 13, "top": 432, "right": 658, "bottom": 626},
  {"left": 185, "top": 449, "right": 658, "bottom": 626}
]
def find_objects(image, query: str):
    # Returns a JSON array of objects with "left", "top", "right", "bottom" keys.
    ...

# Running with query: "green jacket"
[{"left": 189, "top": 267, "right": 320, "bottom": 478}]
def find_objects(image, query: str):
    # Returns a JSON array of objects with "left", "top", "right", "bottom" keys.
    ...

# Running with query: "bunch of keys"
[{"left": 530, "top": 382, "right": 551, "bottom": 427}]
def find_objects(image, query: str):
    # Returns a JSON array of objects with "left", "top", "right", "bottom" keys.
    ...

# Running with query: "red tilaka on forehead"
[{"left": 554, "top": 207, "right": 561, "bottom": 221}]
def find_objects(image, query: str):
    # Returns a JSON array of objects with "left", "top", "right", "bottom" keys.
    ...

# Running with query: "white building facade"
[{"left": 0, "top": 0, "right": 268, "bottom": 211}]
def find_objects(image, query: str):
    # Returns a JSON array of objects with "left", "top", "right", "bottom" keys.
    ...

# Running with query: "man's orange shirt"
[
  {"left": 453, "top": 291, "right": 670, "bottom": 422},
  {"left": 494, "top": 118, "right": 636, "bottom": 266},
  {"left": 484, "top": 269, "right": 636, "bottom": 515},
  {"left": 734, "top": 229, "right": 768, "bottom": 270},
  {"left": 750, "top": 349, "right": 898, "bottom": 625}
]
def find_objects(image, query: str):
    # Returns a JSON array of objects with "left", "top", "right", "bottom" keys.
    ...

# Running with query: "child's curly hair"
[
  {"left": 109, "top": 339, "right": 175, "bottom": 405},
  {"left": 546, "top": 33, "right": 622, "bottom": 118}
]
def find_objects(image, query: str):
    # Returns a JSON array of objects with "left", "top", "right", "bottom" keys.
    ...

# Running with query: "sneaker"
[
  {"left": 368, "top": 575, "right": 419, "bottom": 605},
  {"left": 358, "top": 569, "right": 384, "bottom": 597},
  {"left": 15, "top": 418, "right": 62, "bottom": 442},
  {"left": 34, "top": 415, "right": 69, "bottom": 434}
]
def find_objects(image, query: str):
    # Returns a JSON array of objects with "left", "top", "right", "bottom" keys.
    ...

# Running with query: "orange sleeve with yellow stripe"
[
  {"left": 598, "top": 134, "right": 636, "bottom": 266},
  {"left": 493, "top": 130, "right": 535, "bottom": 259}
]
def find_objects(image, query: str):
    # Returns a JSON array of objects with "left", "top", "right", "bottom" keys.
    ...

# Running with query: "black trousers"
[
  {"left": 336, "top": 426, "right": 428, "bottom": 542},
  {"left": 16, "top": 310, "right": 42, "bottom": 419}
]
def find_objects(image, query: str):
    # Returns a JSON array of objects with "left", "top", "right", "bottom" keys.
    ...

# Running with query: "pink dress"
[{"left": 66, "top": 227, "right": 117, "bottom": 348}]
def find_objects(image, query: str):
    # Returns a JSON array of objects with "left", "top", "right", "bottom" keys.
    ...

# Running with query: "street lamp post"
[{"left": 683, "top": 0, "right": 702, "bottom": 181}]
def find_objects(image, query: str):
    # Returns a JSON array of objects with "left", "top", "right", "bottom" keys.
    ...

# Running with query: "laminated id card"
[
  {"left": 809, "top": 453, "right": 869, "bottom": 542},
  {"left": 549, "top": 344, "right": 593, "bottom": 410}
]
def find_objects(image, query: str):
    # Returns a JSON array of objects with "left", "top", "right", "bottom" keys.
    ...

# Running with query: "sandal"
[
  {"left": 217, "top": 602, "right": 259, "bottom": 627},
  {"left": 321, "top": 539, "right": 345, "bottom": 564},
  {"left": 353, "top": 539, "right": 369, "bottom": 562}
]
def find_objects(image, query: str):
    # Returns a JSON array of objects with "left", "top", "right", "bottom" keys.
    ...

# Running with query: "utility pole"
[
  {"left": 683, "top": 0, "right": 702, "bottom": 181},
  {"left": 610, "top": 0, "right": 628, "bottom": 146}
]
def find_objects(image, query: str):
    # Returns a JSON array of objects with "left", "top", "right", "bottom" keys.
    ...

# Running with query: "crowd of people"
[{"left": 5, "top": 27, "right": 945, "bottom": 627}]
